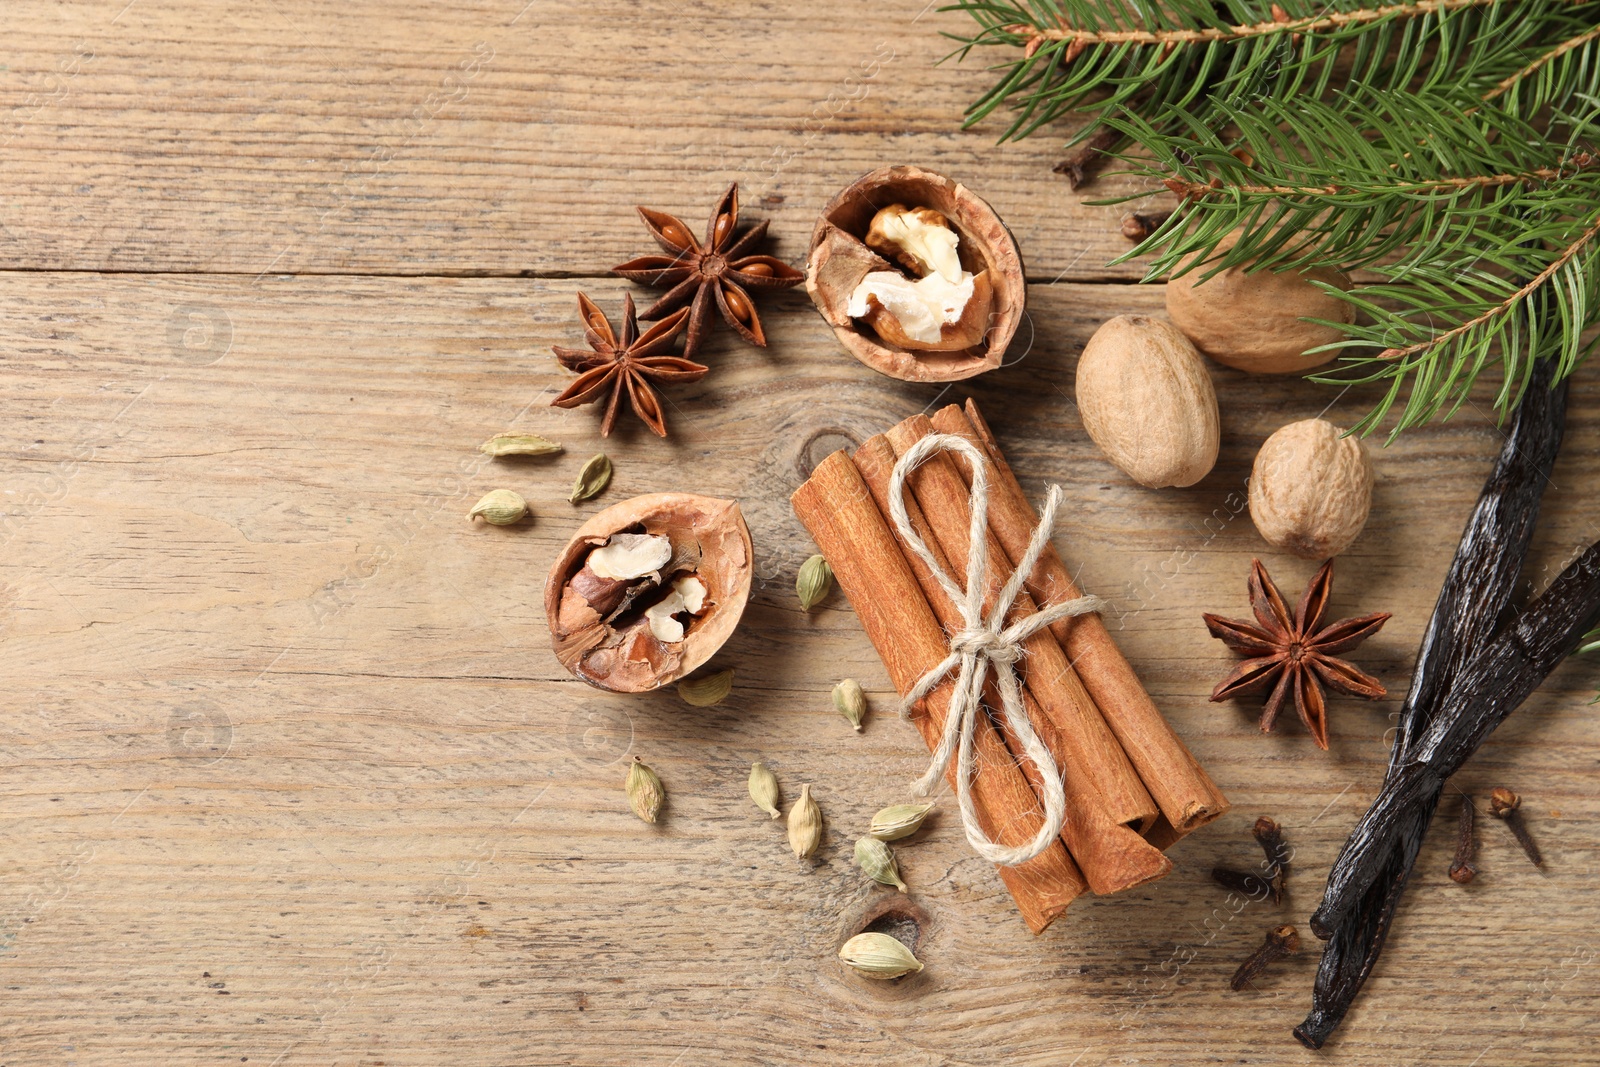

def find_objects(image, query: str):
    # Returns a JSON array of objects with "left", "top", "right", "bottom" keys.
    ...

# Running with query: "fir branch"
[
  {"left": 1093, "top": 89, "right": 1600, "bottom": 434},
  {"left": 1103, "top": 93, "right": 1598, "bottom": 276},
  {"left": 1008, "top": 0, "right": 1502, "bottom": 48},
  {"left": 1582, "top": 625, "right": 1600, "bottom": 655},
  {"left": 948, "top": 0, "right": 1600, "bottom": 434},
  {"left": 1483, "top": 23, "right": 1600, "bottom": 109},
  {"left": 1374, "top": 210, "right": 1600, "bottom": 362},
  {"left": 1163, "top": 156, "right": 1598, "bottom": 200},
  {"left": 1314, "top": 223, "right": 1600, "bottom": 435},
  {"left": 948, "top": 0, "right": 1590, "bottom": 141}
]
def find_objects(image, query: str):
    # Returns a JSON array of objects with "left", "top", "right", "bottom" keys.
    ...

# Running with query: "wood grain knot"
[
  {"left": 851, "top": 895, "right": 930, "bottom": 957},
  {"left": 797, "top": 427, "right": 862, "bottom": 479}
]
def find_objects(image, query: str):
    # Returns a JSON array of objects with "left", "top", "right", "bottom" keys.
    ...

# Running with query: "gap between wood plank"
[{"left": 0, "top": 266, "right": 1147, "bottom": 285}]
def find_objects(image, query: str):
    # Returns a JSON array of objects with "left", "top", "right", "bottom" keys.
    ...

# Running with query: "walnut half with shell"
[
  {"left": 545, "top": 493, "right": 752, "bottom": 692},
  {"left": 806, "top": 165, "right": 1026, "bottom": 383}
]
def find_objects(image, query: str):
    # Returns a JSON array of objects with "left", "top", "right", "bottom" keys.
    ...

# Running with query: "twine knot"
[
  {"left": 888, "top": 434, "right": 1105, "bottom": 867},
  {"left": 951, "top": 627, "right": 1021, "bottom": 664}
]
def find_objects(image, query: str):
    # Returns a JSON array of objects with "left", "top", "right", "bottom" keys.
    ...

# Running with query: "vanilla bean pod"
[
  {"left": 1298, "top": 541, "right": 1600, "bottom": 1046},
  {"left": 1295, "top": 358, "right": 1570, "bottom": 1048},
  {"left": 1318, "top": 540, "right": 1600, "bottom": 926},
  {"left": 1314, "top": 359, "right": 1569, "bottom": 930},
  {"left": 1392, "top": 377, "right": 1570, "bottom": 771}
]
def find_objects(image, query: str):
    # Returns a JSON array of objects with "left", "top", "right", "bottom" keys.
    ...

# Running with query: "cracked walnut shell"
[
  {"left": 805, "top": 165, "right": 1026, "bottom": 383},
  {"left": 544, "top": 493, "right": 753, "bottom": 692}
]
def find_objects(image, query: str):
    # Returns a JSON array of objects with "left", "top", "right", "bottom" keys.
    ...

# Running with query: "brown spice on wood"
[
  {"left": 881, "top": 415, "right": 1159, "bottom": 833},
  {"left": 931, "top": 401, "right": 1229, "bottom": 838},
  {"left": 1490, "top": 787, "right": 1544, "bottom": 868},
  {"left": 1121, "top": 210, "right": 1173, "bottom": 242},
  {"left": 1449, "top": 793, "right": 1478, "bottom": 884},
  {"left": 853, "top": 434, "right": 1171, "bottom": 896},
  {"left": 1231, "top": 925, "right": 1300, "bottom": 991},
  {"left": 1053, "top": 127, "right": 1121, "bottom": 190},
  {"left": 791, "top": 451, "right": 1088, "bottom": 932},
  {"left": 1204, "top": 558, "right": 1390, "bottom": 749},
  {"left": 612, "top": 182, "right": 804, "bottom": 358},
  {"left": 550, "top": 292, "right": 707, "bottom": 438}
]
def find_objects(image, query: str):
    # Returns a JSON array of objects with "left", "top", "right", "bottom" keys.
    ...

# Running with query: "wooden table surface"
[{"left": 4, "top": 2, "right": 1598, "bottom": 1064}]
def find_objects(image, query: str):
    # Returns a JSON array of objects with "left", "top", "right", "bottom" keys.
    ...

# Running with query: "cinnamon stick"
[
  {"left": 935, "top": 401, "right": 1229, "bottom": 837},
  {"left": 883, "top": 416, "right": 1159, "bottom": 832},
  {"left": 791, "top": 450, "right": 1087, "bottom": 931},
  {"left": 855, "top": 436, "right": 1171, "bottom": 895}
]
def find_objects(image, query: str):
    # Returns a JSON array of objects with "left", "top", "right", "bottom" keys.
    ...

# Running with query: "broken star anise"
[
  {"left": 551, "top": 292, "right": 707, "bottom": 439},
  {"left": 613, "top": 182, "right": 804, "bottom": 358},
  {"left": 1203, "top": 559, "right": 1390, "bottom": 750}
]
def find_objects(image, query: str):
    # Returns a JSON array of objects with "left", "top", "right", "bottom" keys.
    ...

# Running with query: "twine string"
[{"left": 889, "top": 434, "right": 1105, "bottom": 867}]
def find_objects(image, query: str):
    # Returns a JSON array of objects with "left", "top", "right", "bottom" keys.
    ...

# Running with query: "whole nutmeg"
[
  {"left": 1075, "top": 314, "right": 1220, "bottom": 488},
  {"left": 1165, "top": 230, "right": 1355, "bottom": 375},
  {"left": 1249, "top": 418, "right": 1373, "bottom": 558}
]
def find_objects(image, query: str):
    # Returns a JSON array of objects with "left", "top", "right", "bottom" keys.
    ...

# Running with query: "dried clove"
[
  {"left": 1448, "top": 793, "right": 1477, "bottom": 884},
  {"left": 1211, "top": 866, "right": 1273, "bottom": 900},
  {"left": 1120, "top": 210, "right": 1173, "bottom": 243},
  {"left": 1052, "top": 127, "right": 1121, "bottom": 190},
  {"left": 1211, "top": 816, "right": 1290, "bottom": 903},
  {"left": 1253, "top": 817, "right": 1291, "bottom": 901},
  {"left": 1231, "top": 925, "right": 1300, "bottom": 991},
  {"left": 1489, "top": 787, "right": 1543, "bottom": 868}
]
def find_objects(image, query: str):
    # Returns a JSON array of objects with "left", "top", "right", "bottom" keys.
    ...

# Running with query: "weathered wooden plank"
[
  {"left": 0, "top": 0, "right": 1161, "bottom": 279},
  {"left": 1, "top": 271, "right": 1596, "bottom": 1063}
]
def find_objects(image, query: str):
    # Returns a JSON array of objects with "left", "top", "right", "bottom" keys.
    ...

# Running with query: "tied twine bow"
[{"left": 889, "top": 434, "right": 1105, "bottom": 867}]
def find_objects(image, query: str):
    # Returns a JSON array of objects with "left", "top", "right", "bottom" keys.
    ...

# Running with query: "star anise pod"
[
  {"left": 612, "top": 182, "right": 805, "bottom": 358},
  {"left": 1203, "top": 559, "right": 1390, "bottom": 750},
  {"left": 551, "top": 292, "right": 706, "bottom": 438}
]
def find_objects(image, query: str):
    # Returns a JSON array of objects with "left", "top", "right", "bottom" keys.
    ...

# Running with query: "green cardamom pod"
[
  {"left": 479, "top": 432, "right": 562, "bottom": 458},
  {"left": 787, "top": 783, "right": 822, "bottom": 859},
  {"left": 838, "top": 932, "right": 922, "bottom": 980},
  {"left": 832, "top": 678, "right": 867, "bottom": 732},
  {"left": 869, "top": 801, "right": 935, "bottom": 842},
  {"left": 853, "top": 836, "right": 907, "bottom": 892},
  {"left": 624, "top": 756, "right": 663, "bottom": 823},
  {"left": 747, "top": 761, "right": 781, "bottom": 819},
  {"left": 570, "top": 453, "right": 613, "bottom": 504},
  {"left": 467, "top": 489, "right": 529, "bottom": 525},
  {"left": 677, "top": 669, "right": 733, "bottom": 708},
  {"left": 796, "top": 554, "right": 833, "bottom": 611}
]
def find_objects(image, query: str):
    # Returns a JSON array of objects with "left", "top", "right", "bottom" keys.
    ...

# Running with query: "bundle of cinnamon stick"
[{"left": 791, "top": 401, "right": 1228, "bottom": 932}]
